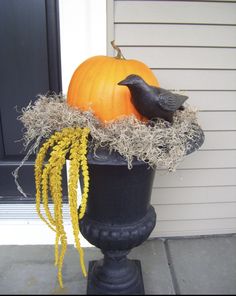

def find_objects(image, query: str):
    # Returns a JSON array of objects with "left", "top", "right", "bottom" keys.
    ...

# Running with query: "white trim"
[
  {"left": 59, "top": 0, "right": 107, "bottom": 93},
  {"left": 106, "top": 0, "right": 115, "bottom": 55},
  {"left": 0, "top": 218, "right": 91, "bottom": 246},
  {"left": 0, "top": 203, "right": 92, "bottom": 247}
]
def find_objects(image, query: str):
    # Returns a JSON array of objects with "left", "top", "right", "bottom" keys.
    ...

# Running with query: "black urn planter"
[
  {"left": 79, "top": 148, "right": 156, "bottom": 295},
  {"left": 79, "top": 124, "right": 205, "bottom": 295}
]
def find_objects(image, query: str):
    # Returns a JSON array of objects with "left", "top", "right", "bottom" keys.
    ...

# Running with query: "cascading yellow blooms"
[{"left": 34, "top": 127, "right": 90, "bottom": 288}]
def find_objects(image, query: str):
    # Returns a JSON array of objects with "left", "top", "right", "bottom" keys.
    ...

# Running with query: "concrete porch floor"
[{"left": 0, "top": 234, "right": 236, "bottom": 295}]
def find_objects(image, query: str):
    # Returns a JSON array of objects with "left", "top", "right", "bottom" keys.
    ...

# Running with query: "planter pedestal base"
[
  {"left": 87, "top": 258, "right": 144, "bottom": 295},
  {"left": 80, "top": 206, "right": 156, "bottom": 295}
]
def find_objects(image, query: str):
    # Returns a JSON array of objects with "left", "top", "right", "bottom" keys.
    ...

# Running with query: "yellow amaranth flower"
[
  {"left": 78, "top": 128, "right": 90, "bottom": 220},
  {"left": 34, "top": 127, "right": 90, "bottom": 289},
  {"left": 50, "top": 155, "right": 68, "bottom": 288},
  {"left": 68, "top": 136, "right": 87, "bottom": 277},
  {"left": 35, "top": 132, "right": 64, "bottom": 231}
]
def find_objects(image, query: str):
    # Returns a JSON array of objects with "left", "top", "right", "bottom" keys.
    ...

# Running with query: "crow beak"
[{"left": 117, "top": 78, "right": 129, "bottom": 86}]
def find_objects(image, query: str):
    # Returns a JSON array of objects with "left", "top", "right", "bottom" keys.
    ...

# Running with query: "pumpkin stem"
[{"left": 111, "top": 40, "right": 126, "bottom": 60}]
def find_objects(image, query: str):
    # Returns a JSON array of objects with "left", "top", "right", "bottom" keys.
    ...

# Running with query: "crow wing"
[{"left": 152, "top": 87, "right": 188, "bottom": 112}]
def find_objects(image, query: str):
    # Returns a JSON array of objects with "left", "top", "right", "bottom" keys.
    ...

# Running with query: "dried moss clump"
[{"left": 18, "top": 94, "right": 202, "bottom": 171}]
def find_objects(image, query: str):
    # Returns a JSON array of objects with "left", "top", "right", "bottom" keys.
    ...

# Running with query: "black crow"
[{"left": 118, "top": 74, "right": 188, "bottom": 123}]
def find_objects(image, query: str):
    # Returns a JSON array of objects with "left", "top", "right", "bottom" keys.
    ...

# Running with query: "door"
[{"left": 0, "top": 0, "right": 67, "bottom": 203}]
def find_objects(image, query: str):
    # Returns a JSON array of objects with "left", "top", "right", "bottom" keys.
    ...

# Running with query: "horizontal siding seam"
[
  {"left": 156, "top": 217, "right": 236, "bottom": 222},
  {"left": 199, "top": 110, "right": 236, "bottom": 112},
  {"left": 118, "top": 45, "right": 236, "bottom": 49},
  {"left": 155, "top": 186, "right": 236, "bottom": 189},
  {"left": 153, "top": 185, "right": 236, "bottom": 189},
  {"left": 151, "top": 68, "right": 236, "bottom": 71},
  {"left": 203, "top": 130, "right": 236, "bottom": 132},
  {"left": 156, "top": 167, "right": 236, "bottom": 171},
  {"left": 154, "top": 201, "right": 236, "bottom": 206},
  {"left": 115, "top": 22, "right": 236, "bottom": 26},
  {"left": 114, "top": 0, "right": 236, "bottom": 4},
  {"left": 152, "top": 229, "right": 236, "bottom": 238},
  {"left": 200, "top": 149, "right": 236, "bottom": 152},
  {"left": 169, "top": 90, "right": 236, "bottom": 92}
]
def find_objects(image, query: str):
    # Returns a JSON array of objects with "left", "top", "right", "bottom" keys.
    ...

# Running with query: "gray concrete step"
[
  {"left": 166, "top": 235, "right": 236, "bottom": 295},
  {"left": 0, "top": 235, "right": 235, "bottom": 294}
]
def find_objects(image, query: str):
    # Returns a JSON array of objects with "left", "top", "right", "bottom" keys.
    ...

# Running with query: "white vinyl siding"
[{"left": 107, "top": 0, "right": 236, "bottom": 237}]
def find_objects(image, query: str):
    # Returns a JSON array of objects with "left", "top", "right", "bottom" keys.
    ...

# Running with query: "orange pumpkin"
[{"left": 67, "top": 41, "right": 159, "bottom": 122}]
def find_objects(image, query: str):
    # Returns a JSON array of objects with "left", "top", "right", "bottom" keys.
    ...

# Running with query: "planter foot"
[{"left": 87, "top": 259, "right": 145, "bottom": 295}]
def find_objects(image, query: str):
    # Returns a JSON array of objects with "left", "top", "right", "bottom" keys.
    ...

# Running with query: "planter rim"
[
  {"left": 87, "top": 122, "right": 205, "bottom": 167},
  {"left": 87, "top": 147, "right": 149, "bottom": 167}
]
